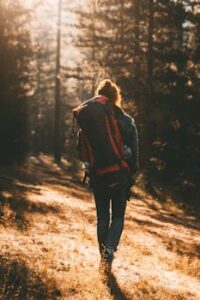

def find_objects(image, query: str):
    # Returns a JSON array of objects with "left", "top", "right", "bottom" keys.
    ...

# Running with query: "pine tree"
[
  {"left": 0, "top": 0, "right": 33, "bottom": 164},
  {"left": 69, "top": 0, "right": 200, "bottom": 196}
]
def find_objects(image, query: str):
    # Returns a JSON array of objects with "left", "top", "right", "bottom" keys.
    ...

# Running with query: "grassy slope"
[{"left": 0, "top": 156, "right": 200, "bottom": 300}]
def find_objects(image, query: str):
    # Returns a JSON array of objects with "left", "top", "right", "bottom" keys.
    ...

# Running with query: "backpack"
[{"left": 72, "top": 95, "right": 130, "bottom": 182}]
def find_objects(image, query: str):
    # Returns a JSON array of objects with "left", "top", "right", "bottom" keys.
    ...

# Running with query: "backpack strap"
[
  {"left": 96, "top": 164, "right": 121, "bottom": 176},
  {"left": 104, "top": 114, "right": 122, "bottom": 161},
  {"left": 104, "top": 114, "right": 129, "bottom": 169}
]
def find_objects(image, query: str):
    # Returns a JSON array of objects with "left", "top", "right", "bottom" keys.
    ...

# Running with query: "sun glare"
[{"left": 24, "top": 0, "right": 80, "bottom": 28}]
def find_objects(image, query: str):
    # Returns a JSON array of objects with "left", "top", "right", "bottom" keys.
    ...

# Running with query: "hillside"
[{"left": 0, "top": 156, "right": 200, "bottom": 300}]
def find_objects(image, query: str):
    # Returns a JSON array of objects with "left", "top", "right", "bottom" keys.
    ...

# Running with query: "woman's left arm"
[{"left": 129, "top": 118, "right": 139, "bottom": 174}]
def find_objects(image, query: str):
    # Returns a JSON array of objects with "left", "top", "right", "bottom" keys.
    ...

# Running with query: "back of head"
[{"left": 95, "top": 79, "right": 122, "bottom": 107}]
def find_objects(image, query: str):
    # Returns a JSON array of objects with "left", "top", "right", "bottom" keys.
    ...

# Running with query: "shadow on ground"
[
  {"left": 128, "top": 207, "right": 200, "bottom": 259},
  {"left": 0, "top": 177, "right": 61, "bottom": 230},
  {"left": 0, "top": 255, "right": 61, "bottom": 300},
  {"left": 105, "top": 272, "right": 132, "bottom": 300},
  {"left": 0, "top": 156, "right": 200, "bottom": 299},
  {"left": 102, "top": 271, "right": 193, "bottom": 300}
]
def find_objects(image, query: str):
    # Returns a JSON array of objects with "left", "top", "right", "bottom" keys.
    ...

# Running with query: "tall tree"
[
  {"left": 68, "top": 0, "right": 200, "bottom": 197},
  {"left": 0, "top": 0, "right": 33, "bottom": 164},
  {"left": 54, "top": 0, "right": 62, "bottom": 162}
]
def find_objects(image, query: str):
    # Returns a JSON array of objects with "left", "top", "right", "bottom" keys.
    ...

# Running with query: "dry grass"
[{"left": 0, "top": 155, "right": 200, "bottom": 299}]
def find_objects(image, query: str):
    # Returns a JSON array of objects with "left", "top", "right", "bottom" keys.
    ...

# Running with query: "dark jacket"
[{"left": 114, "top": 106, "right": 139, "bottom": 174}]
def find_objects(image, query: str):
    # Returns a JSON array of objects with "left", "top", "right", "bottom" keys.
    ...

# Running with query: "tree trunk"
[
  {"left": 141, "top": 0, "right": 154, "bottom": 172},
  {"left": 54, "top": 0, "right": 62, "bottom": 162}
]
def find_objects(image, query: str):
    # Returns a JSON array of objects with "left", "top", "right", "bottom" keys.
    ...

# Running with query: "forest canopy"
[{"left": 0, "top": 0, "right": 199, "bottom": 203}]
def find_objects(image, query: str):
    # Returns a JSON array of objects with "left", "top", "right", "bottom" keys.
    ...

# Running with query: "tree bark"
[{"left": 54, "top": 0, "right": 62, "bottom": 162}]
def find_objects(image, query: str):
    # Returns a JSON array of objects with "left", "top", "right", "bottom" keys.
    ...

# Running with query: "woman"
[{"left": 91, "top": 79, "right": 139, "bottom": 275}]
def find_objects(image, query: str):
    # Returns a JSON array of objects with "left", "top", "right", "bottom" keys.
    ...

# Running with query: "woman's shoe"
[{"left": 99, "top": 248, "right": 114, "bottom": 280}]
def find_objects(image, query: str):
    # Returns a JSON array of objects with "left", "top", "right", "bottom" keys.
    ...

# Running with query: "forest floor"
[{"left": 0, "top": 156, "right": 200, "bottom": 300}]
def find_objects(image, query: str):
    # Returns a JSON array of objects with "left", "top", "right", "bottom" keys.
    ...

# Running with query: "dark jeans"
[{"left": 92, "top": 170, "right": 129, "bottom": 254}]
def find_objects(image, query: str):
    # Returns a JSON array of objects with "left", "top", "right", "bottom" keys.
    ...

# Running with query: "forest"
[
  {"left": 1, "top": 0, "right": 199, "bottom": 205},
  {"left": 0, "top": 1, "right": 200, "bottom": 299}
]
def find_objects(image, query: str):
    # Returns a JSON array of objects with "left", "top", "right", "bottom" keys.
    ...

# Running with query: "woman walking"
[{"left": 73, "top": 79, "right": 139, "bottom": 276}]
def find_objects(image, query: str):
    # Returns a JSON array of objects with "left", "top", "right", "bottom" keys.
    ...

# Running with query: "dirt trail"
[{"left": 0, "top": 156, "right": 200, "bottom": 300}]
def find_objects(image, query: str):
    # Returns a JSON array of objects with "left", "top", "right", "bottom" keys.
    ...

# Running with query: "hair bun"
[
  {"left": 95, "top": 79, "right": 121, "bottom": 107},
  {"left": 104, "top": 80, "right": 112, "bottom": 88}
]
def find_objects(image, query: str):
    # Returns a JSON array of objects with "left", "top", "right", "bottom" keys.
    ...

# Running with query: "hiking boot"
[
  {"left": 103, "top": 248, "right": 114, "bottom": 264},
  {"left": 99, "top": 248, "right": 114, "bottom": 280}
]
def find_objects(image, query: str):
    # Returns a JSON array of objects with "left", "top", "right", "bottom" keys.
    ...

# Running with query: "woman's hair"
[{"left": 95, "top": 79, "right": 122, "bottom": 107}]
